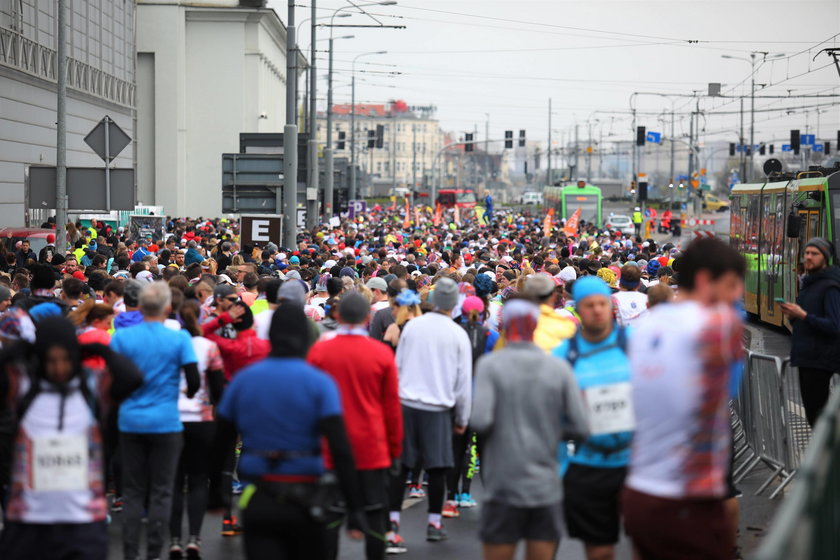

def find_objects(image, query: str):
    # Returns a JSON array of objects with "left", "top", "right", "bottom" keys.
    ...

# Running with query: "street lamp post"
[
  {"left": 323, "top": 1, "right": 398, "bottom": 219},
  {"left": 307, "top": 2, "right": 318, "bottom": 230},
  {"left": 350, "top": 50, "right": 387, "bottom": 201}
]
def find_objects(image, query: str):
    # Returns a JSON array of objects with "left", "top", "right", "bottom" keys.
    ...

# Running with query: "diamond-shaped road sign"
[{"left": 84, "top": 116, "right": 131, "bottom": 162}]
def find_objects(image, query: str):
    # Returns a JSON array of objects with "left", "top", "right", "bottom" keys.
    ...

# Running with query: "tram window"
[
  {"left": 809, "top": 212, "right": 819, "bottom": 241},
  {"left": 831, "top": 191, "right": 840, "bottom": 253}
]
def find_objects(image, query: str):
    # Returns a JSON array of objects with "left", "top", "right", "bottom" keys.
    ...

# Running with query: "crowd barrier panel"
[
  {"left": 753, "top": 387, "right": 840, "bottom": 559},
  {"left": 731, "top": 352, "right": 810, "bottom": 499}
]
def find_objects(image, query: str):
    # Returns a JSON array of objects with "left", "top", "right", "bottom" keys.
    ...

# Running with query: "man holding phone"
[{"left": 780, "top": 237, "right": 840, "bottom": 426}]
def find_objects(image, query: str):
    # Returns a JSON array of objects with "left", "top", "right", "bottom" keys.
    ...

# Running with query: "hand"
[
  {"left": 454, "top": 424, "right": 467, "bottom": 435},
  {"left": 388, "top": 459, "right": 402, "bottom": 478},
  {"left": 227, "top": 304, "right": 246, "bottom": 322},
  {"left": 779, "top": 302, "right": 807, "bottom": 321}
]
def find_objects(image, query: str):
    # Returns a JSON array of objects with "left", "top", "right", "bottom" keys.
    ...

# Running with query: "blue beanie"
[
  {"left": 572, "top": 276, "right": 612, "bottom": 303},
  {"left": 647, "top": 260, "right": 661, "bottom": 276}
]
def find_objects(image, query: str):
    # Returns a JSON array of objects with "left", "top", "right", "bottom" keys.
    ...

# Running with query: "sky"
[{"left": 268, "top": 0, "right": 840, "bottom": 153}]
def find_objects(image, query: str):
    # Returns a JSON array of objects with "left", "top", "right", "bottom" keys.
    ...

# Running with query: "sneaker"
[
  {"left": 442, "top": 500, "right": 460, "bottom": 518},
  {"left": 426, "top": 523, "right": 448, "bottom": 542},
  {"left": 185, "top": 537, "right": 201, "bottom": 559},
  {"left": 111, "top": 496, "right": 124, "bottom": 513},
  {"left": 408, "top": 484, "right": 425, "bottom": 499},
  {"left": 231, "top": 480, "right": 244, "bottom": 495},
  {"left": 458, "top": 493, "right": 477, "bottom": 508},
  {"left": 386, "top": 533, "right": 408, "bottom": 555},
  {"left": 168, "top": 542, "right": 183, "bottom": 559},
  {"left": 221, "top": 515, "right": 243, "bottom": 537}
]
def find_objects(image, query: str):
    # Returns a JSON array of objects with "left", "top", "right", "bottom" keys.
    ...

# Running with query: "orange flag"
[
  {"left": 403, "top": 198, "right": 411, "bottom": 229},
  {"left": 543, "top": 207, "right": 554, "bottom": 235},
  {"left": 454, "top": 205, "right": 461, "bottom": 225},
  {"left": 434, "top": 203, "right": 442, "bottom": 226},
  {"left": 414, "top": 206, "right": 421, "bottom": 226},
  {"left": 564, "top": 208, "right": 581, "bottom": 237}
]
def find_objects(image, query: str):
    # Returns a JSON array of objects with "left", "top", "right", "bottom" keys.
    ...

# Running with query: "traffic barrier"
[
  {"left": 753, "top": 386, "right": 840, "bottom": 560},
  {"left": 730, "top": 352, "right": 812, "bottom": 499}
]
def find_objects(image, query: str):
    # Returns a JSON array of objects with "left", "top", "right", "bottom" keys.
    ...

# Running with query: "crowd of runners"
[{"left": 0, "top": 204, "right": 757, "bottom": 560}]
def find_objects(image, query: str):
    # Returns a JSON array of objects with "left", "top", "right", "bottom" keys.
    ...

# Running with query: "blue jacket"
[
  {"left": 791, "top": 266, "right": 840, "bottom": 370},
  {"left": 184, "top": 247, "right": 205, "bottom": 266}
]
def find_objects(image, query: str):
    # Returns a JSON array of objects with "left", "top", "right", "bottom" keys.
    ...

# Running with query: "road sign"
[
  {"left": 347, "top": 199, "right": 367, "bottom": 219},
  {"left": 646, "top": 131, "right": 662, "bottom": 144},
  {"left": 813, "top": 144, "right": 824, "bottom": 152},
  {"left": 84, "top": 116, "right": 131, "bottom": 162},
  {"left": 801, "top": 134, "right": 815, "bottom": 145},
  {"left": 240, "top": 215, "right": 283, "bottom": 248},
  {"left": 29, "top": 167, "right": 135, "bottom": 211},
  {"left": 781, "top": 144, "right": 792, "bottom": 152}
]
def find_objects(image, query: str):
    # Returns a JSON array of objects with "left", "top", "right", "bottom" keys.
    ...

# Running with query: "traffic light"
[
  {"left": 337, "top": 131, "right": 346, "bottom": 150},
  {"left": 826, "top": 141, "right": 832, "bottom": 156},
  {"left": 519, "top": 130, "right": 526, "bottom": 147},
  {"left": 367, "top": 129, "right": 376, "bottom": 149},
  {"left": 504, "top": 130, "right": 513, "bottom": 149},
  {"left": 638, "top": 181, "right": 648, "bottom": 202},
  {"left": 791, "top": 130, "right": 800, "bottom": 155},
  {"left": 376, "top": 125, "right": 384, "bottom": 149},
  {"left": 729, "top": 143, "right": 736, "bottom": 156},
  {"left": 759, "top": 144, "right": 766, "bottom": 156},
  {"left": 636, "top": 126, "right": 646, "bottom": 146},
  {"left": 770, "top": 144, "right": 775, "bottom": 154},
  {"left": 464, "top": 132, "right": 474, "bottom": 152}
]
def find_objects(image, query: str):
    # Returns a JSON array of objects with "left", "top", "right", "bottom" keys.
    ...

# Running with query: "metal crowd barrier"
[
  {"left": 730, "top": 351, "right": 812, "bottom": 499},
  {"left": 753, "top": 387, "right": 840, "bottom": 560}
]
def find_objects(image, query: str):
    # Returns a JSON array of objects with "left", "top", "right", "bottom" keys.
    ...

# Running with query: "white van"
[{"left": 522, "top": 191, "right": 543, "bottom": 205}]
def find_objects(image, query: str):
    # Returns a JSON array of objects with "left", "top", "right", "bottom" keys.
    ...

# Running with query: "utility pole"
[
  {"left": 749, "top": 52, "right": 756, "bottom": 182},
  {"left": 391, "top": 113, "right": 397, "bottom": 194},
  {"left": 688, "top": 107, "right": 695, "bottom": 215},
  {"left": 411, "top": 123, "right": 416, "bottom": 208},
  {"left": 324, "top": 37, "right": 335, "bottom": 219},
  {"left": 739, "top": 97, "right": 746, "bottom": 180},
  {"left": 484, "top": 114, "right": 490, "bottom": 189},
  {"left": 306, "top": 1, "right": 318, "bottom": 230},
  {"left": 350, "top": 74, "right": 357, "bottom": 201},
  {"left": 56, "top": 0, "right": 67, "bottom": 249},
  {"left": 573, "top": 124, "right": 579, "bottom": 180},
  {"left": 586, "top": 121, "right": 593, "bottom": 183},
  {"left": 282, "top": 0, "right": 298, "bottom": 248},
  {"left": 669, "top": 111, "right": 675, "bottom": 210},
  {"left": 547, "top": 98, "right": 552, "bottom": 186}
]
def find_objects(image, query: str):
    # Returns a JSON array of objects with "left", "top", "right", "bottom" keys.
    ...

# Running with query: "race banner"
[
  {"left": 543, "top": 208, "right": 554, "bottom": 235},
  {"left": 564, "top": 208, "right": 581, "bottom": 237}
]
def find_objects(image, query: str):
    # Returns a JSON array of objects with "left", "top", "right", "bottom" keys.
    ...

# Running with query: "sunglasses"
[{"left": 225, "top": 296, "right": 239, "bottom": 302}]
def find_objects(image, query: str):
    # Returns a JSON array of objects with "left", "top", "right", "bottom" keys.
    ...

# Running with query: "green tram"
[
  {"left": 544, "top": 181, "right": 603, "bottom": 228},
  {"left": 729, "top": 166, "right": 840, "bottom": 328}
]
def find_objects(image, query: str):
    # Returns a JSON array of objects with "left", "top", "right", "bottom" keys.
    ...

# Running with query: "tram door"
[{"left": 759, "top": 193, "right": 784, "bottom": 327}]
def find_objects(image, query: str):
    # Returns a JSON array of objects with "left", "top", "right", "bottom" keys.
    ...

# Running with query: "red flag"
[
  {"left": 403, "top": 198, "right": 410, "bottom": 229},
  {"left": 433, "top": 203, "right": 442, "bottom": 226},
  {"left": 564, "top": 208, "right": 581, "bottom": 237}
]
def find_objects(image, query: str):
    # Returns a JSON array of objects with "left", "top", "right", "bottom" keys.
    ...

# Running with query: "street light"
[
  {"left": 350, "top": 50, "right": 387, "bottom": 201},
  {"left": 323, "top": 1, "right": 398, "bottom": 219},
  {"left": 721, "top": 52, "right": 785, "bottom": 182}
]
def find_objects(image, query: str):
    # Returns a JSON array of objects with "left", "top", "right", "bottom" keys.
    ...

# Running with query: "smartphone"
[{"left": 774, "top": 297, "right": 786, "bottom": 303}]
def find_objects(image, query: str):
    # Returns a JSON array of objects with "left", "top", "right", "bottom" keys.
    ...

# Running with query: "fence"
[
  {"left": 753, "top": 387, "right": 840, "bottom": 559},
  {"left": 730, "top": 352, "right": 812, "bottom": 499}
]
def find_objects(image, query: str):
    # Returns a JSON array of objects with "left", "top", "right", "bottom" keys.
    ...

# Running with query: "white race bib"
[
  {"left": 584, "top": 382, "right": 635, "bottom": 436},
  {"left": 32, "top": 434, "right": 89, "bottom": 492}
]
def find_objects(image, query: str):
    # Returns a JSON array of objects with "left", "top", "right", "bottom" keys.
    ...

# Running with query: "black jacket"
[{"left": 791, "top": 266, "right": 840, "bottom": 370}]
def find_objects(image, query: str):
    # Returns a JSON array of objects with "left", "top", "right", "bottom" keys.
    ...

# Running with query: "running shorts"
[
  {"left": 480, "top": 501, "right": 563, "bottom": 544},
  {"left": 400, "top": 406, "right": 454, "bottom": 470},
  {"left": 563, "top": 463, "right": 627, "bottom": 545}
]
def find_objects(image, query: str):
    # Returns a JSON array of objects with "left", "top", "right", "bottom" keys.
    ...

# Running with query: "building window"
[
  {"left": 384, "top": 162, "right": 390, "bottom": 172},
  {"left": 383, "top": 142, "right": 389, "bottom": 150},
  {"left": 377, "top": 162, "right": 382, "bottom": 172}
]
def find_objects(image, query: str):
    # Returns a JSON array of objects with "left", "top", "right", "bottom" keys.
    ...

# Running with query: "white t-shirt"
[
  {"left": 254, "top": 308, "right": 275, "bottom": 340},
  {"left": 627, "top": 301, "right": 742, "bottom": 500},
  {"left": 178, "top": 336, "right": 222, "bottom": 422},
  {"left": 612, "top": 291, "right": 649, "bottom": 326}
]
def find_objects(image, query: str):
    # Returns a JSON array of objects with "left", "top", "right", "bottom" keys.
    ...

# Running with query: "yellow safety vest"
[{"left": 632, "top": 211, "right": 642, "bottom": 224}]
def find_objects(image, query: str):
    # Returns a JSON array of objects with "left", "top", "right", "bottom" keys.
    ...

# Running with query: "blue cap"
[{"left": 572, "top": 276, "right": 612, "bottom": 303}]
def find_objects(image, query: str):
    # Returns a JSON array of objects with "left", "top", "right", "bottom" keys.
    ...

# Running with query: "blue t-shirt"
[
  {"left": 112, "top": 322, "right": 197, "bottom": 433},
  {"left": 217, "top": 357, "right": 342, "bottom": 479},
  {"left": 553, "top": 328, "right": 633, "bottom": 469}
]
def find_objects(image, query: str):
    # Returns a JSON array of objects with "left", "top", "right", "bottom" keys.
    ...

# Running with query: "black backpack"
[{"left": 461, "top": 320, "right": 488, "bottom": 366}]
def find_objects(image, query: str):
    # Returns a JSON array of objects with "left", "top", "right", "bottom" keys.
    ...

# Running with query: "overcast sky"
[{"left": 269, "top": 0, "right": 840, "bottom": 152}]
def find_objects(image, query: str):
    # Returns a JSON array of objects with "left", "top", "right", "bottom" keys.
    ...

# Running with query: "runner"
[
  {"left": 612, "top": 263, "right": 648, "bottom": 326},
  {"left": 472, "top": 298, "right": 589, "bottom": 560},
  {"left": 554, "top": 276, "right": 633, "bottom": 560},
  {"left": 623, "top": 238, "right": 745, "bottom": 560},
  {"left": 211, "top": 302, "right": 366, "bottom": 559},
  {"left": 307, "top": 292, "right": 403, "bottom": 560},
  {"left": 388, "top": 277, "right": 472, "bottom": 549}
]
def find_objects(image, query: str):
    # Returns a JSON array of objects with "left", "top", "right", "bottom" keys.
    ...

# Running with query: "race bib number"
[
  {"left": 584, "top": 382, "right": 635, "bottom": 436},
  {"left": 32, "top": 435, "right": 88, "bottom": 492}
]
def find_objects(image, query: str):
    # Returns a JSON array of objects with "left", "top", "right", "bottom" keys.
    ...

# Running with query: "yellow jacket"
[{"left": 533, "top": 304, "right": 577, "bottom": 352}]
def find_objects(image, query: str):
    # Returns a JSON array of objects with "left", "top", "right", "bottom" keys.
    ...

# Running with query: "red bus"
[{"left": 437, "top": 188, "right": 477, "bottom": 209}]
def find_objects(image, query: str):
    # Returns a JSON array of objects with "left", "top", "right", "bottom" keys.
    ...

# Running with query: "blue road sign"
[
  {"left": 813, "top": 144, "right": 824, "bottom": 152},
  {"left": 646, "top": 131, "right": 662, "bottom": 144},
  {"left": 801, "top": 134, "right": 815, "bottom": 145},
  {"left": 781, "top": 144, "right": 792, "bottom": 152}
]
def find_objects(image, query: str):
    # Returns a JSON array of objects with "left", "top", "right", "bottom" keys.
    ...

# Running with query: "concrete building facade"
[
  {"left": 0, "top": 0, "right": 135, "bottom": 226},
  {"left": 136, "top": 0, "right": 296, "bottom": 218}
]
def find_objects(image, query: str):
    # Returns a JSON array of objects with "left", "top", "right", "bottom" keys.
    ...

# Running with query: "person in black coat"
[{"left": 781, "top": 237, "right": 840, "bottom": 426}]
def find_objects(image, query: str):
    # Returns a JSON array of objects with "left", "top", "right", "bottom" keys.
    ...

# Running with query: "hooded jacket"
[{"left": 790, "top": 266, "right": 840, "bottom": 370}]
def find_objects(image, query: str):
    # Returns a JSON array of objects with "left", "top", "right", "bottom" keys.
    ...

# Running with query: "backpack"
[{"left": 461, "top": 320, "right": 488, "bottom": 366}]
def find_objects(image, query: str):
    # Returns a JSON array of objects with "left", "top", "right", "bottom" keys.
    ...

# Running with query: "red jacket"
[
  {"left": 202, "top": 313, "right": 270, "bottom": 381},
  {"left": 308, "top": 334, "right": 403, "bottom": 470}
]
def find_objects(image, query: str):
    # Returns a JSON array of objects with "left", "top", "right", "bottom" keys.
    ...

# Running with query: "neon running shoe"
[
  {"left": 221, "top": 515, "right": 243, "bottom": 537},
  {"left": 408, "top": 484, "right": 425, "bottom": 499},
  {"left": 442, "top": 500, "right": 460, "bottom": 518},
  {"left": 458, "top": 493, "right": 477, "bottom": 508}
]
